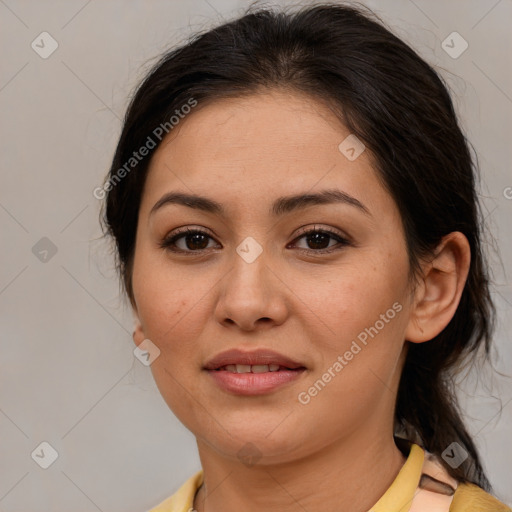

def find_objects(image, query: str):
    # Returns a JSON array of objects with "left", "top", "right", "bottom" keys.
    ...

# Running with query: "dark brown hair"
[{"left": 101, "top": 2, "right": 496, "bottom": 491}]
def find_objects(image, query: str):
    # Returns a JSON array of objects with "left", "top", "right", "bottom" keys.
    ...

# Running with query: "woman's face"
[{"left": 131, "top": 90, "right": 415, "bottom": 463}]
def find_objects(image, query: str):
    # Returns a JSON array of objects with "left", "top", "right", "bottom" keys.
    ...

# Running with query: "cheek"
[
  {"left": 299, "top": 249, "right": 408, "bottom": 352},
  {"left": 131, "top": 247, "right": 209, "bottom": 359},
  {"left": 132, "top": 258, "right": 210, "bottom": 421},
  {"left": 294, "top": 263, "right": 407, "bottom": 430}
]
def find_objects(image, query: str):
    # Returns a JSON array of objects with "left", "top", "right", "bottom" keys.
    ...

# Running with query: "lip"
[
  {"left": 203, "top": 348, "right": 306, "bottom": 396},
  {"left": 203, "top": 348, "right": 305, "bottom": 371}
]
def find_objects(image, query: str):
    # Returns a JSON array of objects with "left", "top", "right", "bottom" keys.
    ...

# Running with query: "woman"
[{"left": 100, "top": 3, "right": 510, "bottom": 511}]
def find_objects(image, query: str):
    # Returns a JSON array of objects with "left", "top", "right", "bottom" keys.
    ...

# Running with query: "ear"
[
  {"left": 405, "top": 232, "right": 471, "bottom": 343},
  {"left": 132, "top": 307, "right": 146, "bottom": 347}
]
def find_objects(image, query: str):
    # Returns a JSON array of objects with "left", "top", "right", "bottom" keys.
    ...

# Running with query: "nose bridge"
[
  {"left": 215, "top": 234, "right": 288, "bottom": 329},
  {"left": 229, "top": 235, "right": 269, "bottom": 298}
]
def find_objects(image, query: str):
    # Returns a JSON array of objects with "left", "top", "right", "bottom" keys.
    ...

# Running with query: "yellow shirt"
[{"left": 148, "top": 443, "right": 511, "bottom": 512}]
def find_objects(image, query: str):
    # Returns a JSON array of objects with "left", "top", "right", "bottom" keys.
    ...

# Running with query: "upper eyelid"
[
  {"left": 294, "top": 224, "right": 348, "bottom": 238},
  {"left": 162, "top": 226, "right": 350, "bottom": 251},
  {"left": 165, "top": 225, "right": 348, "bottom": 241}
]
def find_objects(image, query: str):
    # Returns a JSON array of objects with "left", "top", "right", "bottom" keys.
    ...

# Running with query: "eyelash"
[{"left": 159, "top": 226, "right": 351, "bottom": 255}]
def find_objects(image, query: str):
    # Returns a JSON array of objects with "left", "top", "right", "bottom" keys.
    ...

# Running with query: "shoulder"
[
  {"left": 450, "top": 482, "right": 512, "bottom": 512},
  {"left": 410, "top": 443, "right": 511, "bottom": 512},
  {"left": 147, "top": 470, "right": 204, "bottom": 512}
]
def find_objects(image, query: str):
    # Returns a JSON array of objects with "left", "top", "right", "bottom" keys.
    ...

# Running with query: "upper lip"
[{"left": 204, "top": 348, "right": 305, "bottom": 370}]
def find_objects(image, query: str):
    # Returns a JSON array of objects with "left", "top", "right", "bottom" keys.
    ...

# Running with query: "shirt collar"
[
  {"left": 370, "top": 443, "right": 425, "bottom": 512},
  {"left": 152, "top": 442, "right": 425, "bottom": 512}
]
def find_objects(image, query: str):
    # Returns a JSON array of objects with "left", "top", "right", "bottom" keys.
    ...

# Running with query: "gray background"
[{"left": 1, "top": 0, "right": 511, "bottom": 510}]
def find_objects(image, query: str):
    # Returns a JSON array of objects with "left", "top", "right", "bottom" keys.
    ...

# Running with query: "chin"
[{"left": 201, "top": 426, "right": 308, "bottom": 464}]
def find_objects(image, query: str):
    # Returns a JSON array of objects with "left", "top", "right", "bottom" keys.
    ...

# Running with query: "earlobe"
[
  {"left": 404, "top": 232, "right": 471, "bottom": 344},
  {"left": 132, "top": 310, "right": 146, "bottom": 347}
]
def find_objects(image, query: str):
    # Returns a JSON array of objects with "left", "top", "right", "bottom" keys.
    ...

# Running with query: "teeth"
[
  {"left": 251, "top": 365, "right": 269, "bottom": 373},
  {"left": 219, "top": 364, "right": 284, "bottom": 373}
]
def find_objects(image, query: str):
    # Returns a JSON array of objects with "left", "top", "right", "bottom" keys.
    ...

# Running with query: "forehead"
[
  {"left": 153, "top": 90, "right": 349, "bottom": 168},
  {"left": 141, "top": 90, "right": 394, "bottom": 221}
]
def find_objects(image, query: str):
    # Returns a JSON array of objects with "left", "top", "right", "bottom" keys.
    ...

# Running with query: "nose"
[{"left": 214, "top": 245, "right": 289, "bottom": 331}]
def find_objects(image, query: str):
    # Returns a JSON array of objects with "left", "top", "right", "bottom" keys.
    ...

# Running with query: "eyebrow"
[{"left": 150, "top": 189, "right": 371, "bottom": 218}]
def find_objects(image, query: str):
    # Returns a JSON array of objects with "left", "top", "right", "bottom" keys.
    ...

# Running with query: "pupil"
[
  {"left": 183, "top": 232, "right": 331, "bottom": 251},
  {"left": 187, "top": 233, "right": 208, "bottom": 250},
  {"left": 308, "top": 232, "right": 329, "bottom": 249}
]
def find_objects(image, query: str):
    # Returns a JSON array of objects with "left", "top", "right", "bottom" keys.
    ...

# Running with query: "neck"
[{"left": 193, "top": 428, "right": 407, "bottom": 512}]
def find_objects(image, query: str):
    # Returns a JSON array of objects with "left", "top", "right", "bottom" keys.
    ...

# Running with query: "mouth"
[
  {"left": 203, "top": 349, "right": 307, "bottom": 395},
  {"left": 211, "top": 364, "right": 305, "bottom": 373},
  {"left": 203, "top": 348, "right": 306, "bottom": 372}
]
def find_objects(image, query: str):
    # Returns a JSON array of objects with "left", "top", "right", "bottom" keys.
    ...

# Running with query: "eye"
[
  {"left": 160, "top": 225, "right": 350, "bottom": 255},
  {"left": 160, "top": 228, "right": 219, "bottom": 253},
  {"left": 289, "top": 226, "right": 350, "bottom": 254}
]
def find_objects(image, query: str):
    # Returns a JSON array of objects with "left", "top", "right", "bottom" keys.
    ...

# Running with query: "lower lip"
[{"left": 205, "top": 368, "right": 306, "bottom": 395}]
